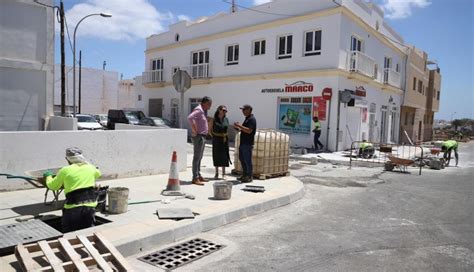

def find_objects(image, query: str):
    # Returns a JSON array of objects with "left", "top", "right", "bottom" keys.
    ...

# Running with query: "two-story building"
[
  {"left": 399, "top": 46, "right": 441, "bottom": 143},
  {"left": 141, "top": 0, "right": 406, "bottom": 151},
  {"left": 0, "top": 0, "right": 54, "bottom": 131}
]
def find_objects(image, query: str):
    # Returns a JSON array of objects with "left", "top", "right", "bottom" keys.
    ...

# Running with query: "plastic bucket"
[
  {"left": 107, "top": 187, "right": 129, "bottom": 214},
  {"left": 213, "top": 182, "right": 233, "bottom": 200}
]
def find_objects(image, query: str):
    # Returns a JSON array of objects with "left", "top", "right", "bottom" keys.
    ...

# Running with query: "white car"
[{"left": 76, "top": 114, "right": 103, "bottom": 130}]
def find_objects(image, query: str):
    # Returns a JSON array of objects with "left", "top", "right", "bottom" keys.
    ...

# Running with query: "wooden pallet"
[
  {"left": 231, "top": 169, "right": 290, "bottom": 180},
  {"left": 15, "top": 233, "right": 132, "bottom": 272}
]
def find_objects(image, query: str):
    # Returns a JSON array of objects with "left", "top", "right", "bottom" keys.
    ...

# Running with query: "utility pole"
[
  {"left": 79, "top": 50, "right": 82, "bottom": 114},
  {"left": 103, "top": 61, "right": 106, "bottom": 70},
  {"left": 60, "top": 0, "right": 66, "bottom": 116},
  {"left": 231, "top": 0, "right": 236, "bottom": 13}
]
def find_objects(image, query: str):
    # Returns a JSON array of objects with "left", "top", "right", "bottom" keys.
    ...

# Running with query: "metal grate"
[
  {"left": 0, "top": 220, "right": 63, "bottom": 256},
  {"left": 138, "top": 238, "right": 224, "bottom": 270}
]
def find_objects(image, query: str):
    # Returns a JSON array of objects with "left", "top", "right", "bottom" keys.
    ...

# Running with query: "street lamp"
[{"left": 72, "top": 12, "right": 112, "bottom": 117}]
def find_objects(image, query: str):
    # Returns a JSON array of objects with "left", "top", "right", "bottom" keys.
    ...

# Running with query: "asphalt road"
[{"left": 179, "top": 142, "right": 474, "bottom": 271}]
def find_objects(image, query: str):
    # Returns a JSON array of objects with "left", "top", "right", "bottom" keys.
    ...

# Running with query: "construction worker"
[
  {"left": 43, "top": 147, "right": 101, "bottom": 232},
  {"left": 312, "top": 116, "right": 324, "bottom": 150},
  {"left": 358, "top": 140, "right": 374, "bottom": 159},
  {"left": 441, "top": 140, "right": 459, "bottom": 166}
]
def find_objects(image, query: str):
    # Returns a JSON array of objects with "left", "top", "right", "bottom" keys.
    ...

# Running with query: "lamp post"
[{"left": 72, "top": 12, "right": 112, "bottom": 117}]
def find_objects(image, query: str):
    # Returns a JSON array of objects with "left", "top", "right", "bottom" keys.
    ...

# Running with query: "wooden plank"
[
  {"left": 58, "top": 238, "right": 89, "bottom": 272},
  {"left": 38, "top": 240, "right": 65, "bottom": 272},
  {"left": 15, "top": 244, "right": 37, "bottom": 272},
  {"left": 94, "top": 233, "right": 134, "bottom": 271},
  {"left": 77, "top": 235, "right": 113, "bottom": 272}
]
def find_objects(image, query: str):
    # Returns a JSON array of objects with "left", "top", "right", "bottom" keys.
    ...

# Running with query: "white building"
[
  {"left": 142, "top": 0, "right": 406, "bottom": 150},
  {"left": 0, "top": 0, "right": 54, "bottom": 131},
  {"left": 53, "top": 65, "right": 120, "bottom": 115}
]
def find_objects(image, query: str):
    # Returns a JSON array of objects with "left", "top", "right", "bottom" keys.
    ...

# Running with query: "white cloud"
[
  {"left": 63, "top": 0, "right": 189, "bottom": 41},
  {"left": 253, "top": 0, "right": 272, "bottom": 6},
  {"left": 177, "top": 15, "right": 191, "bottom": 22},
  {"left": 382, "top": 0, "right": 431, "bottom": 19}
]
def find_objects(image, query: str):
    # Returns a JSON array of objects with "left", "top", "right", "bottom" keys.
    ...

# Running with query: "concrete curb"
[
  {"left": 114, "top": 177, "right": 305, "bottom": 257},
  {"left": 289, "top": 155, "right": 385, "bottom": 168}
]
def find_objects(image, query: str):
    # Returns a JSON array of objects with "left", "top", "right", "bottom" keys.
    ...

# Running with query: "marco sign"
[{"left": 261, "top": 81, "right": 314, "bottom": 93}]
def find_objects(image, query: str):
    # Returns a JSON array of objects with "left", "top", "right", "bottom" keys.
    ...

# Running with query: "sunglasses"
[{"left": 221, "top": 109, "right": 227, "bottom": 112}]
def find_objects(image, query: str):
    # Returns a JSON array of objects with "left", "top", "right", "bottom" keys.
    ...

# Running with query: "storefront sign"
[
  {"left": 312, "top": 97, "right": 327, "bottom": 121},
  {"left": 322, "top": 88, "right": 332, "bottom": 100},
  {"left": 278, "top": 104, "right": 312, "bottom": 134},
  {"left": 355, "top": 86, "right": 367, "bottom": 97},
  {"left": 261, "top": 81, "right": 314, "bottom": 93}
]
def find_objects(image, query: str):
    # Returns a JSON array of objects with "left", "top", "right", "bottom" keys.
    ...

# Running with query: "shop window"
[{"left": 278, "top": 96, "right": 313, "bottom": 134}]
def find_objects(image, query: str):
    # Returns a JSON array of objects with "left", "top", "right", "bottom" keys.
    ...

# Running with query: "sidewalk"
[{"left": 0, "top": 151, "right": 304, "bottom": 270}]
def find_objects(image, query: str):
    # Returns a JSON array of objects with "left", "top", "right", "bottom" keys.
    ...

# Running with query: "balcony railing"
[
  {"left": 383, "top": 68, "right": 401, "bottom": 88},
  {"left": 182, "top": 63, "right": 210, "bottom": 79},
  {"left": 142, "top": 70, "right": 164, "bottom": 84},
  {"left": 348, "top": 51, "right": 376, "bottom": 78}
]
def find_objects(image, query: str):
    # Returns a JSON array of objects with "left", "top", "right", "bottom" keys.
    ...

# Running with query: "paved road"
[{"left": 178, "top": 142, "right": 474, "bottom": 271}]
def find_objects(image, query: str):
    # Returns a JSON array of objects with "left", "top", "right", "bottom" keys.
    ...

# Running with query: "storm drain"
[{"left": 138, "top": 238, "right": 225, "bottom": 270}]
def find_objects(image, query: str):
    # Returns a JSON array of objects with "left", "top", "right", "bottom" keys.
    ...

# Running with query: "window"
[
  {"left": 151, "top": 58, "right": 163, "bottom": 71},
  {"left": 253, "top": 39, "right": 266, "bottom": 56},
  {"left": 418, "top": 80, "right": 422, "bottom": 93},
  {"left": 351, "top": 35, "right": 363, "bottom": 52},
  {"left": 277, "top": 34, "right": 292, "bottom": 59},
  {"left": 374, "top": 64, "right": 378, "bottom": 79},
  {"left": 138, "top": 95, "right": 142, "bottom": 101},
  {"left": 395, "top": 63, "right": 399, "bottom": 73},
  {"left": 413, "top": 77, "right": 416, "bottom": 91},
  {"left": 437, "top": 91, "right": 440, "bottom": 100},
  {"left": 411, "top": 113, "right": 415, "bottom": 125},
  {"left": 191, "top": 49, "right": 209, "bottom": 78},
  {"left": 304, "top": 30, "right": 322, "bottom": 56},
  {"left": 226, "top": 44, "right": 239, "bottom": 65}
]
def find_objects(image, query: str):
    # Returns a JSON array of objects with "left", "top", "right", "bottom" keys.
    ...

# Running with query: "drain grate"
[{"left": 138, "top": 238, "right": 224, "bottom": 270}]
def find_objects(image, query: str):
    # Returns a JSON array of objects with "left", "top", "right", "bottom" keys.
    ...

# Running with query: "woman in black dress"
[{"left": 212, "top": 105, "right": 231, "bottom": 179}]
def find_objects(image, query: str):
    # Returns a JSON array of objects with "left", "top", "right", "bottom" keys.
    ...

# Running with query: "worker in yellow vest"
[
  {"left": 43, "top": 147, "right": 101, "bottom": 232},
  {"left": 441, "top": 140, "right": 459, "bottom": 166},
  {"left": 359, "top": 140, "right": 374, "bottom": 158},
  {"left": 312, "top": 116, "right": 324, "bottom": 150}
]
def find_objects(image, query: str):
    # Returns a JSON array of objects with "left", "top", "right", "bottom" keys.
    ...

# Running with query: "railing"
[
  {"left": 348, "top": 51, "right": 376, "bottom": 78},
  {"left": 182, "top": 63, "right": 210, "bottom": 79},
  {"left": 383, "top": 68, "right": 401, "bottom": 88},
  {"left": 142, "top": 70, "right": 164, "bottom": 83}
]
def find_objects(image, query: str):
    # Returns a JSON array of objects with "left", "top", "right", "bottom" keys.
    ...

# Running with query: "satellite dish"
[{"left": 340, "top": 90, "right": 352, "bottom": 103}]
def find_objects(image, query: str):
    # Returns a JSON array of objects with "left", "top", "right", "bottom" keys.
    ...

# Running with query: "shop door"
[
  {"left": 149, "top": 99, "right": 163, "bottom": 117},
  {"left": 345, "top": 107, "right": 362, "bottom": 149},
  {"left": 368, "top": 103, "right": 376, "bottom": 142},
  {"left": 380, "top": 106, "right": 389, "bottom": 143}
]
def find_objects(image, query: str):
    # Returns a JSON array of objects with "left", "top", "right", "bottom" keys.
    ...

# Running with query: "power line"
[
  {"left": 33, "top": 0, "right": 56, "bottom": 9},
  {"left": 221, "top": 0, "right": 294, "bottom": 17}
]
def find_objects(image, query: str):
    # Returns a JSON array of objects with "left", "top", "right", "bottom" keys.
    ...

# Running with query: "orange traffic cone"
[{"left": 162, "top": 151, "right": 185, "bottom": 196}]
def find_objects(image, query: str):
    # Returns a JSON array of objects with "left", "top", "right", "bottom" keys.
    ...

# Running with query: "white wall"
[
  {"left": 53, "top": 65, "right": 119, "bottom": 115},
  {"left": 0, "top": 129, "right": 187, "bottom": 191},
  {"left": 0, "top": 0, "right": 54, "bottom": 131},
  {"left": 49, "top": 116, "right": 77, "bottom": 131}
]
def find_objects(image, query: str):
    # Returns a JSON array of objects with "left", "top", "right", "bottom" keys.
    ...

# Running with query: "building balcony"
[
  {"left": 347, "top": 51, "right": 376, "bottom": 78},
  {"left": 383, "top": 68, "right": 401, "bottom": 88},
  {"left": 142, "top": 70, "right": 164, "bottom": 84},
  {"left": 181, "top": 63, "right": 211, "bottom": 79}
]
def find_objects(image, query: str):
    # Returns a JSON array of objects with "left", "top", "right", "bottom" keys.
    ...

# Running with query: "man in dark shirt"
[{"left": 233, "top": 104, "right": 257, "bottom": 183}]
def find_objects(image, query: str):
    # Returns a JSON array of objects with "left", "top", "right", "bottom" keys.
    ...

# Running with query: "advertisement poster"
[
  {"left": 278, "top": 104, "right": 312, "bottom": 134},
  {"left": 362, "top": 108, "right": 368, "bottom": 123},
  {"left": 312, "top": 96, "right": 327, "bottom": 121}
]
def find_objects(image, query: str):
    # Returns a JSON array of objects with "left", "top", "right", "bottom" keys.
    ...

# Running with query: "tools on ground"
[
  {"left": 128, "top": 194, "right": 196, "bottom": 205},
  {"left": 242, "top": 185, "right": 265, "bottom": 193}
]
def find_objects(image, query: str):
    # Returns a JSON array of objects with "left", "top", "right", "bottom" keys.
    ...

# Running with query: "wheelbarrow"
[
  {"left": 1, "top": 167, "right": 63, "bottom": 206},
  {"left": 386, "top": 155, "right": 415, "bottom": 173}
]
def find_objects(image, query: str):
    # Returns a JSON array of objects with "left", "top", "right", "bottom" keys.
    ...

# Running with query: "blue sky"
[{"left": 54, "top": 0, "right": 473, "bottom": 120}]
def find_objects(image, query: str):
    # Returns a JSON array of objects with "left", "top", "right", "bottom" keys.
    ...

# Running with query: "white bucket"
[
  {"left": 108, "top": 187, "right": 129, "bottom": 214},
  {"left": 213, "top": 182, "right": 233, "bottom": 200}
]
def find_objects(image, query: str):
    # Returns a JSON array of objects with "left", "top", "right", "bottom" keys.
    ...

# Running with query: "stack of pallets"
[{"left": 15, "top": 233, "right": 132, "bottom": 271}]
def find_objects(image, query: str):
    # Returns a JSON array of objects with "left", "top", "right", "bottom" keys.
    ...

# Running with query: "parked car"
[
  {"left": 138, "top": 117, "right": 170, "bottom": 128},
  {"left": 76, "top": 114, "right": 103, "bottom": 130},
  {"left": 94, "top": 114, "right": 108, "bottom": 128},
  {"left": 107, "top": 109, "right": 142, "bottom": 130}
]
